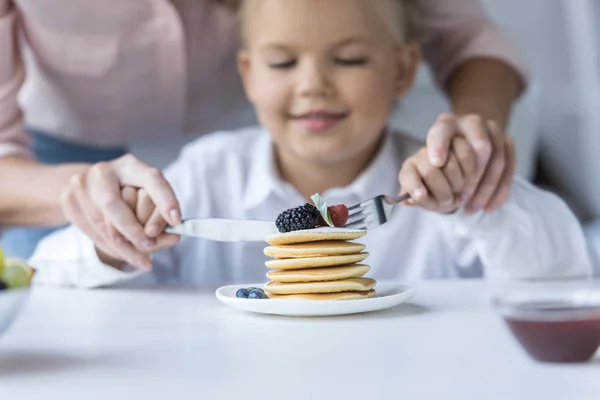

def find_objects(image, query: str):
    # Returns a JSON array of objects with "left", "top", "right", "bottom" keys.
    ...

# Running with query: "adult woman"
[{"left": 0, "top": 0, "right": 527, "bottom": 265}]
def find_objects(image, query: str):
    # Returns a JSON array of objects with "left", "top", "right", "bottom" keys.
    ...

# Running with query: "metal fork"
[{"left": 345, "top": 193, "right": 411, "bottom": 231}]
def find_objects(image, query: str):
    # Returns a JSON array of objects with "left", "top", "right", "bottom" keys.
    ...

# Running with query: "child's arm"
[
  {"left": 28, "top": 224, "right": 160, "bottom": 288},
  {"left": 445, "top": 177, "right": 593, "bottom": 280},
  {"left": 399, "top": 137, "right": 592, "bottom": 279}
]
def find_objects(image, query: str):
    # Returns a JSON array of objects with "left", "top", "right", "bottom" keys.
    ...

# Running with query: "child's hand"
[
  {"left": 96, "top": 187, "right": 180, "bottom": 270},
  {"left": 398, "top": 137, "right": 479, "bottom": 214}
]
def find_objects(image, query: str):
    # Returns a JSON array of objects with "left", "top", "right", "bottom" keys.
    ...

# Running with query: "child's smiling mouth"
[{"left": 289, "top": 110, "right": 349, "bottom": 133}]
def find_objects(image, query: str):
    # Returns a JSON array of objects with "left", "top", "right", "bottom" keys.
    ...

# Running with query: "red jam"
[{"left": 503, "top": 302, "right": 600, "bottom": 363}]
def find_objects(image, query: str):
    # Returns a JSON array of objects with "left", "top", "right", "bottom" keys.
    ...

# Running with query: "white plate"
[{"left": 215, "top": 280, "right": 415, "bottom": 317}]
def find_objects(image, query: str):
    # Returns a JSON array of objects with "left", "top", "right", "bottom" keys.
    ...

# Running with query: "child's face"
[{"left": 238, "top": 0, "right": 420, "bottom": 166}]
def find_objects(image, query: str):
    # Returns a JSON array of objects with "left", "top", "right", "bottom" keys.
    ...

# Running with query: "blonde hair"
[{"left": 215, "top": 0, "right": 421, "bottom": 45}]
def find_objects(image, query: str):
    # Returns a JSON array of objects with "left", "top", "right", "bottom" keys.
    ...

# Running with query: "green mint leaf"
[{"left": 310, "top": 193, "right": 334, "bottom": 227}]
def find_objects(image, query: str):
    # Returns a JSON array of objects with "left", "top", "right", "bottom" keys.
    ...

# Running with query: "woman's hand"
[
  {"left": 94, "top": 187, "right": 181, "bottom": 270},
  {"left": 425, "top": 113, "right": 515, "bottom": 213},
  {"left": 60, "top": 154, "right": 181, "bottom": 269}
]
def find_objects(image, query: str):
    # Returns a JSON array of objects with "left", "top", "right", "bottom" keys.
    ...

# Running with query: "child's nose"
[{"left": 297, "top": 61, "right": 333, "bottom": 98}]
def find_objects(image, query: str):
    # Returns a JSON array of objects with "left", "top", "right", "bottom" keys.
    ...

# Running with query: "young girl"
[{"left": 29, "top": 0, "right": 591, "bottom": 288}]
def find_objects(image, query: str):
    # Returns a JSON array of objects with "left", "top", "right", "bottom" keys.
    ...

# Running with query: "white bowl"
[{"left": 0, "top": 288, "right": 30, "bottom": 338}]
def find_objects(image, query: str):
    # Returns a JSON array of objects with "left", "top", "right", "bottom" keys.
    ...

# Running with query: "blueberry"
[
  {"left": 236, "top": 288, "right": 250, "bottom": 298},
  {"left": 248, "top": 288, "right": 268, "bottom": 299},
  {"left": 0, "top": 280, "right": 6, "bottom": 291}
]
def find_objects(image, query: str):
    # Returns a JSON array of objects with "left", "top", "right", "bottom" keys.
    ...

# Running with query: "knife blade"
[{"left": 165, "top": 218, "right": 280, "bottom": 242}]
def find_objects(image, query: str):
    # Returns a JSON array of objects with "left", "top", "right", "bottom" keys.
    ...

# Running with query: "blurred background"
[{"left": 392, "top": 0, "right": 597, "bottom": 221}]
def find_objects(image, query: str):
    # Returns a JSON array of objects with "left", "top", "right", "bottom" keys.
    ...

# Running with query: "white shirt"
[{"left": 29, "top": 127, "right": 592, "bottom": 288}]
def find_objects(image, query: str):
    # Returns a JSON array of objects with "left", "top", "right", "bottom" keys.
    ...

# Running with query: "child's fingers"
[
  {"left": 442, "top": 150, "right": 464, "bottom": 195},
  {"left": 398, "top": 160, "right": 428, "bottom": 205},
  {"left": 145, "top": 208, "right": 169, "bottom": 238},
  {"left": 121, "top": 186, "right": 138, "bottom": 209},
  {"left": 136, "top": 189, "right": 157, "bottom": 226},
  {"left": 153, "top": 232, "right": 181, "bottom": 251},
  {"left": 485, "top": 136, "right": 516, "bottom": 212}
]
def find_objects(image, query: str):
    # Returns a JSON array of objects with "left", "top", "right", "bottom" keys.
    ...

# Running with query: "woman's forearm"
[
  {"left": 448, "top": 58, "right": 523, "bottom": 130},
  {"left": 0, "top": 156, "right": 90, "bottom": 227}
]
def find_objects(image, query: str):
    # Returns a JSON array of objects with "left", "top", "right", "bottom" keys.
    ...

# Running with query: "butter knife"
[{"left": 165, "top": 218, "right": 279, "bottom": 242}]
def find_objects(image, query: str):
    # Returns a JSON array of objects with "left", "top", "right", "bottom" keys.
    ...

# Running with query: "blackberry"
[{"left": 275, "top": 203, "right": 320, "bottom": 233}]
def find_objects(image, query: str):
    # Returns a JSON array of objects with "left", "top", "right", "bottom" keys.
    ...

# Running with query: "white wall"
[{"left": 483, "top": 0, "right": 598, "bottom": 220}]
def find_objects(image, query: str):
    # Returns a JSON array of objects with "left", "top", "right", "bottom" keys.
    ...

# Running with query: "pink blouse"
[{"left": 0, "top": 0, "right": 529, "bottom": 159}]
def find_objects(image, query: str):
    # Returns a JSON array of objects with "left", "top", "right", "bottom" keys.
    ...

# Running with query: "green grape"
[{"left": 2, "top": 260, "right": 32, "bottom": 289}]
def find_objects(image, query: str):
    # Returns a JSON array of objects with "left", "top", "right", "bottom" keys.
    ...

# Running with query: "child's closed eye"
[
  {"left": 268, "top": 59, "right": 297, "bottom": 69},
  {"left": 334, "top": 57, "right": 369, "bottom": 66},
  {"left": 268, "top": 57, "right": 368, "bottom": 69}
]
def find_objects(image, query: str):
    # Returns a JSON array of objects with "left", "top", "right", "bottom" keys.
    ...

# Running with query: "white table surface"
[{"left": 0, "top": 280, "right": 598, "bottom": 400}]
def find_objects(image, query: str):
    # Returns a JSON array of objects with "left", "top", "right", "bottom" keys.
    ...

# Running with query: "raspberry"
[
  {"left": 275, "top": 203, "right": 321, "bottom": 233},
  {"left": 317, "top": 215, "right": 327, "bottom": 227},
  {"left": 328, "top": 204, "right": 349, "bottom": 227}
]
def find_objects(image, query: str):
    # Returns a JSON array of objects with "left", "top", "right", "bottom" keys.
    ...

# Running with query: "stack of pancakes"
[{"left": 263, "top": 227, "right": 376, "bottom": 300}]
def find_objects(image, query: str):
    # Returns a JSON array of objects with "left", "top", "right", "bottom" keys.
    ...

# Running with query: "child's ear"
[
  {"left": 394, "top": 43, "right": 421, "bottom": 98},
  {"left": 237, "top": 50, "right": 256, "bottom": 104}
]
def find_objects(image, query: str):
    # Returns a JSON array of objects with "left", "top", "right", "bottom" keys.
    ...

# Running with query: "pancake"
[
  {"left": 266, "top": 264, "right": 370, "bottom": 283},
  {"left": 264, "top": 277, "right": 376, "bottom": 295},
  {"left": 266, "top": 227, "right": 366, "bottom": 246},
  {"left": 267, "top": 289, "right": 376, "bottom": 300},
  {"left": 265, "top": 253, "right": 368, "bottom": 270},
  {"left": 264, "top": 241, "right": 366, "bottom": 259}
]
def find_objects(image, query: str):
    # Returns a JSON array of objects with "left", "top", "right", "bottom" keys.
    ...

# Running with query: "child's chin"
[{"left": 296, "top": 147, "right": 352, "bottom": 164}]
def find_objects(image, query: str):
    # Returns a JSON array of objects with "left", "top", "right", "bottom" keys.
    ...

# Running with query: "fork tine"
[
  {"left": 345, "top": 194, "right": 394, "bottom": 231},
  {"left": 347, "top": 208, "right": 365, "bottom": 219},
  {"left": 348, "top": 205, "right": 365, "bottom": 216},
  {"left": 345, "top": 221, "right": 367, "bottom": 230},
  {"left": 348, "top": 195, "right": 383, "bottom": 212},
  {"left": 348, "top": 212, "right": 366, "bottom": 224},
  {"left": 347, "top": 203, "right": 365, "bottom": 212},
  {"left": 346, "top": 215, "right": 366, "bottom": 226}
]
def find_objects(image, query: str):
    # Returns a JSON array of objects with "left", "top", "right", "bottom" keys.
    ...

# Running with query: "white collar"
[
  {"left": 242, "top": 128, "right": 406, "bottom": 211},
  {"left": 242, "top": 129, "right": 290, "bottom": 210}
]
